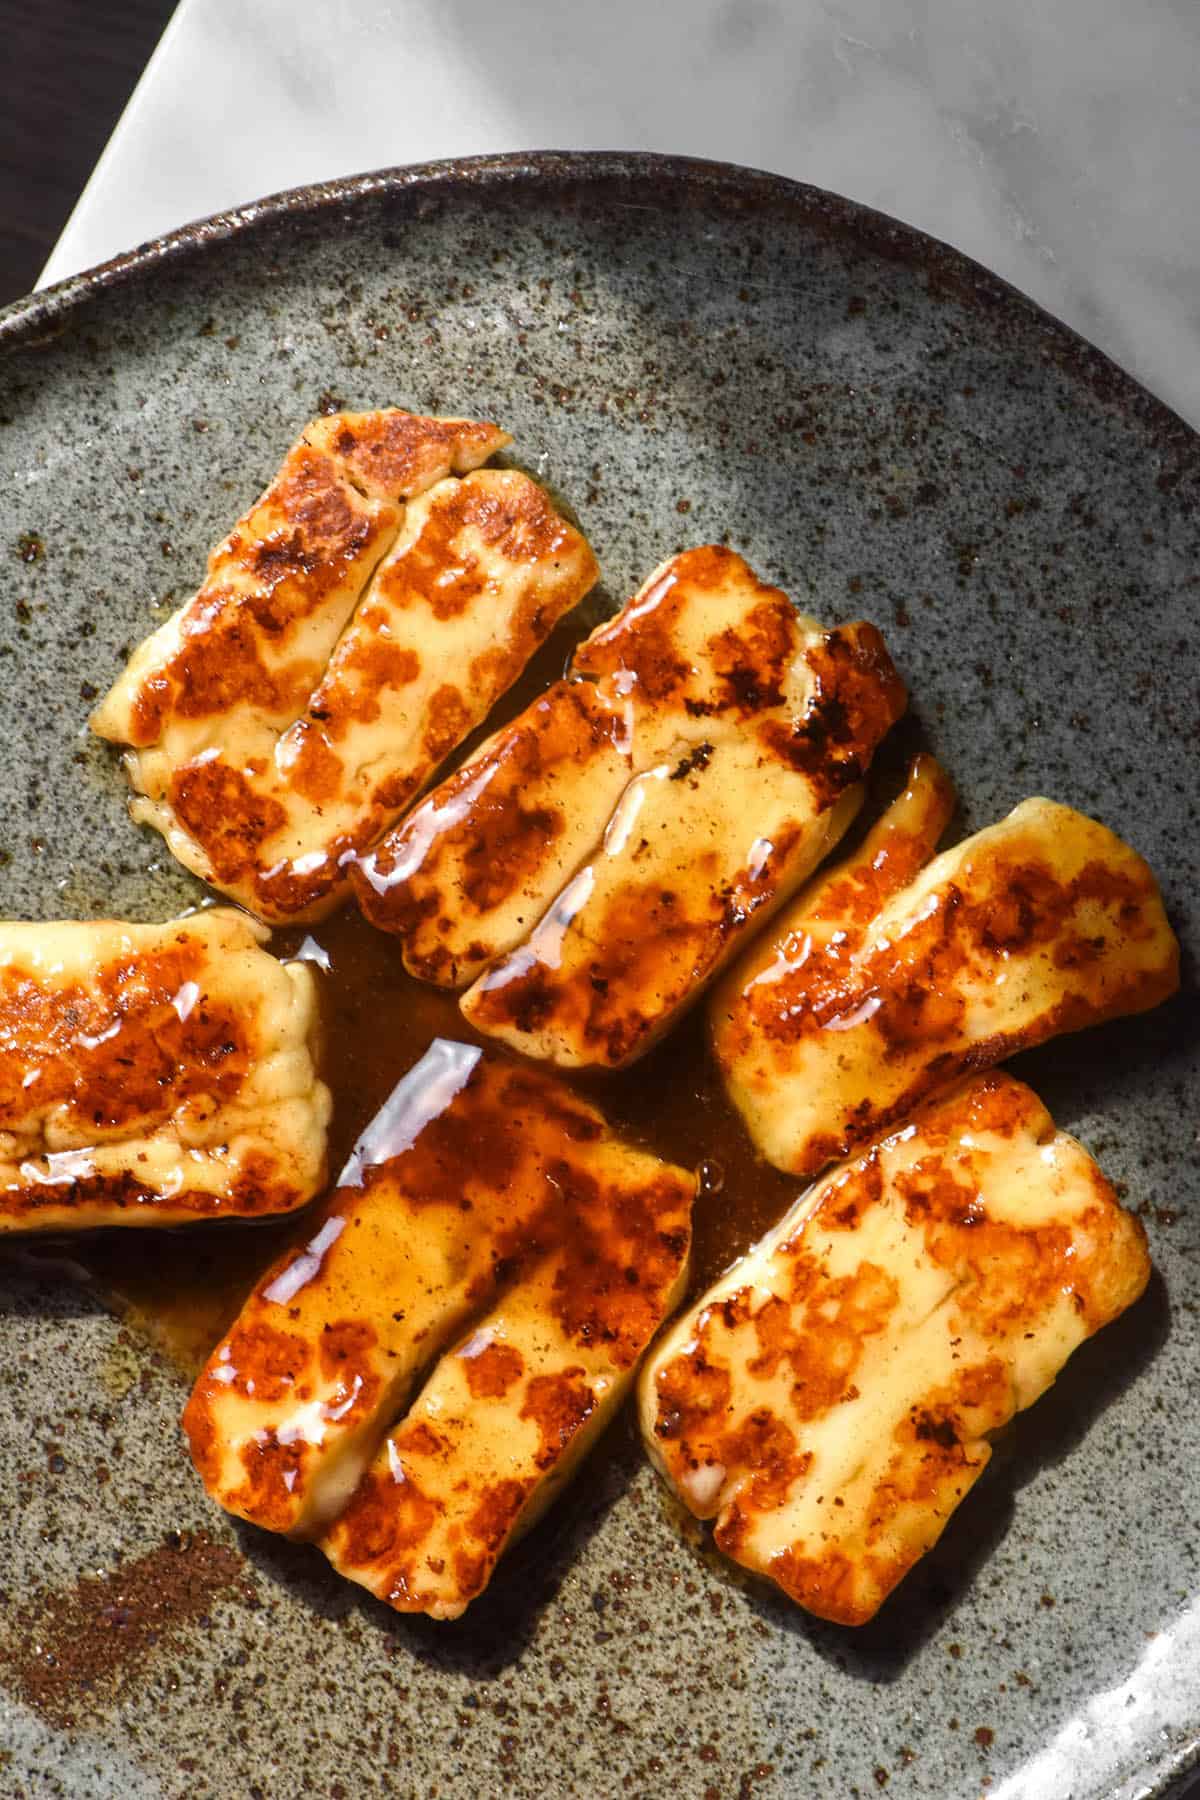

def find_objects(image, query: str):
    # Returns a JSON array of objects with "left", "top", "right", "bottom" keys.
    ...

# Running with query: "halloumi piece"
[
  {"left": 355, "top": 678, "right": 632, "bottom": 987},
  {"left": 639, "top": 1072, "right": 1150, "bottom": 1626},
  {"left": 92, "top": 410, "right": 597, "bottom": 923},
  {"left": 359, "top": 546, "right": 905, "bottom": 1065},
  {"left": 459, "top": 552, "right": 904, "bottom": 1066},
  {"left": 464, "top": 738, "right": 867, "bottom": 1067},
  {"left": 322, "top": 1160, "right": 692, "bottom": 1619},
  {"left": 183, "top": 1041, "right": 694, "bottom": 1593},
  {"left": 712, "top": 790, "right": 1180, "bottom": 1177},
  {"left": 0, "top": 909, "right": 329, "bottom": 1231},
  {"left": 361, "top": 547, "right": 906, "bottom": 1008}
]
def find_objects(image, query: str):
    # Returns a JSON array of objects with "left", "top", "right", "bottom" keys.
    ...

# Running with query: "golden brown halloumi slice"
[
  {"left": 463, "top": 738, "right": 867, "bottom": 1068},
  {"left": 183, "top": 1041, "right": 694, "bottom": 1589},
  {"left": 322, "top": 1151, "right": 692, "bottom": 1618},
  {"left": 0, "top": 909, "right": 329, "bottom": 1232},
  {"left": 712, "top": 790, "right": 1180, "bottom": 1177},
  {"left": 184, "top": 1041, "right": 510, "bottom": 1537},
  {"left": 355, "top": 678, "right": 632, "bottom": 988},
  {"left": 639, "top": 1072, "right": 1150, "bottom": 1627},
  {"left": 92, "top": 410, "right": 598, "bottom": 924},
  {"left": 359, "top": 546, "right": 906, "bottom": 1065},
  {"left": 459, "top": 553, "right": 905, "bottom": 1067}
]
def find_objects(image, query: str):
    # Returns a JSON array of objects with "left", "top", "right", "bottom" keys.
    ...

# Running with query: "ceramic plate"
[{"left": 0, "top": 153, "right": 1196, "bottom": 1800}]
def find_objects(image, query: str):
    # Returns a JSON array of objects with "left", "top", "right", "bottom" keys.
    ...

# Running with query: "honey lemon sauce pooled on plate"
[
  {"left": 184, "top": 1040, "right": 694, "bottom": 1617},
  {"left": 91, "top": 409, "right": 598, "bottom": 923},
  {"left": 356, "top": 545, "right": 907, "bottom": 1068},
  {"left": 639, "top": 1072, "right": 1150, "bottom": 1626},
  {"left": 711, "top": 776, "right": 1180, "bottom": 1177},
  {"left": 0, "top": 909, "right": 330, "bottom": 1231}
]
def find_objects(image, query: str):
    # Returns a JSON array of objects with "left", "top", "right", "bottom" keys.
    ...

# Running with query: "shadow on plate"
[
  {"left": 1010, "top": 962, "right": 1197, "bottom": 1140},
  {"left": 0, "top": 1246, "right": 121, "bottom": 1322}
]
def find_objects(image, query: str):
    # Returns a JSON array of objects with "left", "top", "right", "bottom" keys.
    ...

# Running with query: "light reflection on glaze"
[
  {"left": 290, "top": 934, "right": 333, "bottom": 973},
  {"left": 171, "top": 981, "right": 201, "bottom": 1023},
  {"left": 821, "top": 992, "right": 885, "bottom": 1033},
  {"left": 337, "top": 1038, "right": 481, "bottom": 1185},
  {"left": 16, "top": 1149, "right": 98, "bottom": 1188},
  {"left": 263, "top": 1215, "right": 347, "bottom": 1306},
  {"left": 355, "top": 756, "right": 501, "bottom": 896},
  {"left": 601, "top": 766, "right": 668, "bottom": 859},
  {"left": 746, "top": 836, "right": 775, "bottom": 883},
  {"left": 607, "top": 564, "right": 677, "bottom": 633},
  {"left": 474, "top": 868, "right": 597, "bottom": 988}
]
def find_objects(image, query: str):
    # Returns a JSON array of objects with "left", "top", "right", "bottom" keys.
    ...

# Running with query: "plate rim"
[{"left": 1, "top": 147, "right": 1198, "bottom": 485}]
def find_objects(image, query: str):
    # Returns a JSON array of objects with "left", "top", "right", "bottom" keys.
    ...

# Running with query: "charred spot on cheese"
[
  {"left": 122, "top": 446, "right": 392, "bottom": 748},
  {"left": 183, "top": 1039, "right": 693, "bottom": 1616},
  {"left": 712, "top": 776, "right": 1180, "bottom": 1177},
  {"left": 359, "top": 546, "right": 905, "bottom": 1069},
  {"left": 461, "top": 1340, "right": 526, "bottom": 1399},
  {"left": 638, "top": 1071, "right": 1151, "bottom": 1627},
  {"left": 0, "top": 909, "right": 330, "bottom": 1232},
  {"left": 163, "top": 761, "right": 291, "bottom": 886},
  {"left": 91, "top": 410, "right": 598, "bottom": 924},
  {"left": 757, "top": 623, "right": 907, "bottom": 805}
]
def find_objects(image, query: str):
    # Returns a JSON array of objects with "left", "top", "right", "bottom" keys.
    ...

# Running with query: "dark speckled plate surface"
[{"left": 0, "top": 152, "right": 1197, "bottom": 1800}]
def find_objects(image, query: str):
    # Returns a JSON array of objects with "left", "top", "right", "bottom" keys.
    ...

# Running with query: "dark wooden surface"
[{"left": 0, "top": 0, "right": 177, "bottom": 304}]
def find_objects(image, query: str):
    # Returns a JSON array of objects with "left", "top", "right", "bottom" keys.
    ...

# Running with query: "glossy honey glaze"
[
  {"left": 17, "top": 907, "right": 796, "bottom": 1374},
  {"left": 3, "top": 605, "right": 799, "bottom": 1377}
]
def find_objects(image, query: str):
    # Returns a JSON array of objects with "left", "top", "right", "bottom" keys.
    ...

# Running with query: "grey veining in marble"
[{"left": 42, "top": 0, "right": 1200, "bottom": 436}]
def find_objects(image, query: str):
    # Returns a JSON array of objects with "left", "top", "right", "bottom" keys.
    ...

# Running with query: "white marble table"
[{"left": 41, "top": 0, "right": 1200, "bottom": 430}]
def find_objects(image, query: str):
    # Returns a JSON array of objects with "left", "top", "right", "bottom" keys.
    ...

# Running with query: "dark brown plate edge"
[{"left": 0, "top": 148, "right": 1198, "bottom": 495}]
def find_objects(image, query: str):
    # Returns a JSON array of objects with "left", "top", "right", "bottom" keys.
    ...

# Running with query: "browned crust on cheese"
[
  {"left": 94, "top": 411, "right": 597, "bottom": 923},
  {"left": 359, "top": 546, "right": 906, "bottom": 1045},
  {"left": 0, "top": 936, "right": 248, "bottom": 1133},
  {"left": 354, "top": 679, "right": 624, "bottom": 979},
  {"left": 756, "top": 623, "right": 908, "bottom": 806},
  {"left": 462, "top": 600, "right": 905, "bottom": 1065},
  {"left": 645, "top": 1073, "right": 1150, "bottom": 1625},
  {"left": 738, "top": 831, "right": 1179, "bottom": 1176},
  {"left": 170, "top": 468, "right": 595, "bottom": 918},
  {"left": 570, "top": 545, "right": 793, "bottom": 713},
  {"left": 182, "top": 1053, "right": 693, "bottom": 1560},
  {"left": 789, "top": 753, "right": 957, "bottom": 937},
  {"left": 301, "top": 410, "right": 509, "bottom": 498},
  {"left": 0, "top": 916, "right": 325, "bottom": 1227},
  {"left": 121, "top": 446, "right": 394, "bottom": 748},
  {"left": 0, "top": 1164, "right": 300, "bottom": 1227}
]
